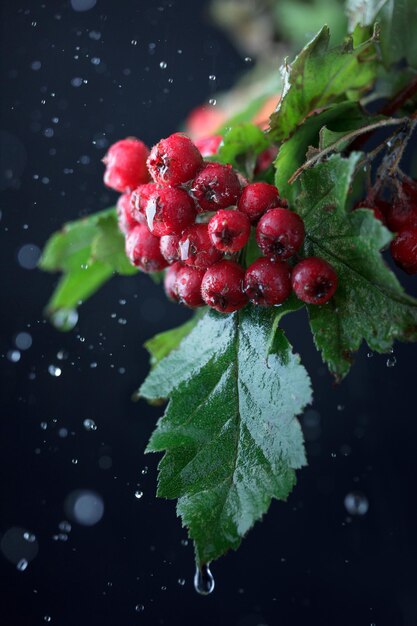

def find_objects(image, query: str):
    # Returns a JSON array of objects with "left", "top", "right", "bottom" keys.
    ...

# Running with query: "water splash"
[{"left": 194, "top": 563, "right": 215, "bottom": 595}]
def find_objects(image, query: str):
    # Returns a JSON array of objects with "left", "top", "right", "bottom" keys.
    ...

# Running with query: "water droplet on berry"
[
  {"left": 194, "top": 563, "right": 215, "bottom": 595},
  {"left": 344, "top": 492, "right": 369, "bottom": 516}
]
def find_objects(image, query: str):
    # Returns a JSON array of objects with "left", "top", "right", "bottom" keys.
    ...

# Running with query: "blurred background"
[{"left": 1, "top": 1, "right": 417, "bottom": 625}]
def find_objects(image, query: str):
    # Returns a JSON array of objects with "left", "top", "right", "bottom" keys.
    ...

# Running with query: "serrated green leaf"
[
  {"left": 216, "top": 123, "right": 270, "bottom": 177},
  {"left": 144, "top": 310, "right": 206, "bottom": 367},
  {"left": 269, "top": 25, "right": 378, "bottom": 141},
  {"left": 346, "top": 0, "right": 417, "bottom": 69},
  {"left": 141, "top": 306, "right": 312, "bottom": 565},
  {"left": 92, "top": 214, "right": 137, "bottom": 276},
  {"left": 296, "top": 153, "right": 417, "bottom": 378},
  {"left": 47, "top": 262, "right": 113, "bottom": 313}
]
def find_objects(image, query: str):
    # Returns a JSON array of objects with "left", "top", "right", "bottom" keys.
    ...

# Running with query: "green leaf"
[
  {"left": 141, "top": 306, "right": 312, "bottom": 565},
  {"left": 274, "top": 101, "right": 370, "bottom": 202},
  {"left": 296, "top": 153, "right": 417, "bottom": 378},
  {"left": 144, "top": 310, "right": 206, "bottom": 367},
  {"left": 269, "top": 25, "right": 379, "bottom": 142},
  {"left": 346, "top": 0, "right": 417, "bottom": 68},
  {"left": 216, "top": 123, "right": 270, "bottom": 177},
  {"left": 39, "top": 207, "right": 138, "bottom": 323}
]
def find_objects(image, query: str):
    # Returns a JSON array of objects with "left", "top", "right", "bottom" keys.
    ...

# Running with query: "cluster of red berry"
[
  {"left": 103, "top": 134, "right": 338, "bottom": 313},
  {"left": 358, "top": 180, "right": 417, "bottom": 274}
]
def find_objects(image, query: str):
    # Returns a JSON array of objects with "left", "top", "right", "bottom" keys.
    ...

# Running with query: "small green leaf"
[
  {"left": 296, "top": 153, "right": 417, "bottom": 378},
  {"left": 47, "top": 262, "right": 113, "bottom": 313},
  {"left": 144, "top": 310, "right": 206, "bottom": 367},
  {"left": 216, "top": 123, "right": 270, "bottom": 176},
  {"left": 92, "top": 214, "right": 137, "bottom": 276},
  {"left": 141, "top": 307, "right": 312, "bottom": 565},
  {"left": 269, "top": 25, "right": 378, "bottom": 141}
]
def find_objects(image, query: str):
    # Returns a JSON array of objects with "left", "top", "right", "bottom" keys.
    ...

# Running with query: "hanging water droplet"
[
  {"left": 386, "top": 355, "right": 397, "bottom": 368},
  {"left": 344, "top": 492, "right": 369, "bottom": 516},
  {"left": 134, "top": 490, "right": 143, "bottom": 499},
  {"left": 194, "top": 563, "right": 215, "bottom": 595},
  {"left": 16, "top": 558, "right": 28, "bottom": 571},
  {"left": 83, "top": 418, "right": 97, "bottom": 431},
  {"left": 159, "top": 61, "right": 167, "bottom": 69},
  {"left": 50, "top": 308, "right": 78, "bottom": 331}
]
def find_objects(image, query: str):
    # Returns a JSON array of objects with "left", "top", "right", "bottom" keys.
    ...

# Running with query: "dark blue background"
[{"left": 1, "top": 1, "right": 417, "bottom": 625}]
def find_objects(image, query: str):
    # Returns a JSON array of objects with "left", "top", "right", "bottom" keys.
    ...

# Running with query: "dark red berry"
[
  {"left": 244, "top": 258, "right": 291, "bottom": 306},
  {"left": 238, "top": 182, "right": 281, "bottom": 223},
  {"left": 255, "top": 146, "right": 278, "bottom": 175},
  {"left": 176, "top": 265, "right": 205, "bottom": 308},
  {"left": 194, "top": 135, "right": 223, "bottom": 157},
  {"left": 164, "top": 261, "right": 183, "bottom": 302},
  {"left": 103, "top": 138, "right": 150, "bottom": 192},
  {"left": 390, "top": 228, "right": 417, "bottom": 274},
  {"left": 256, "top": 208, "right": 305, "bottom": 259},
  {"left": 191, "top": 162, "right": 241, "bottom": 213},
  {"left": 160, "top": 234, "right": 181, "bottom": 263},
  {"left": 134, "top": 185, "right": 196, "bottom": 237},
  {"left": 117, "top": 193, "right": 143, "bottom": 234},
  {"left": 125, "top": 224, "right": 168, "bottom": 272},
  {"left": 292, "top": 257, "right": 338, "bottom": 305},
  {"left": 384, "top": 198, "right": 417, "bottom": 232},
  {"left": 208, "top": 209, "right": 251, "bottom": 253},
  {"left": 201, "top": 260, "right": 248, "bottom": 313},
  {"left": 179, "top": 224, "right": 223, "bottom": 268},
  {"left": 147, "top": 133, "right": 203, "bottom": 187}
]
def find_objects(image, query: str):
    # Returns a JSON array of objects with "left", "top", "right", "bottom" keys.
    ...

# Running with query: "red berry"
[
  {"left": 194, "top": 135, "right": 223, "bottom": 157},
  {"left": 176, "top": 265, "right": 205, "bottom": 308},
  {"left": 208, "top": 209, "right": 251, "bottom": 253},
  {"left": 238, "top": 182, "right": 281, "bottom": 223},
  {"left": 201, "top": 260, "right": 248, "bottom": 313},
  {"left": 134, "top": 186, "right": 196, "bottom": 237},
  {"left": 125, "top": 224, "right": 168, "bottom": 272},
  {"left": 160, "top": 234, "right": 181, "bottom": 263},
  {"left": 244, "top": 258, "right": 291, "bottom": 306},
  {"left": 147, "top": 133, "right": 203, "bottom": 187},
  {"left": 179, "top": 224, "right": 223, "bottom": 268},
  {"left": 131, "top": 183, "right": 159, "bottom": 222},
  {"left": 103, "top": 138, "right": 150, "bottom": 192},
  {"left": 292, "top": 257, "right": 338, "bottom": 305},
  {"left": 191, "top": 162, "right": 241, "bottom": 213},
  {"left": 355, "top": 198, "right": 386, "bottom": 223},
  {"left": 255, "top": 146, "right": 278, "bottom": 175},
  {"left": 116, "top": 193, "right": 142, "bottom": 234},
  {"left": 164, "top": 261, "right": 183, "bottom": 302},
  {"left": 390, "top": 228, "right": 417, "bottom": 274},
  {"left": 384, "top": 198, "right": 417, "bottom": 232},
  {"left": 256, "top": 208, "right": 305, "bottom": 259}
]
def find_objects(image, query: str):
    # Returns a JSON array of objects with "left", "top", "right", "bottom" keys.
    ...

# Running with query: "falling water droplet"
[
  {"left": 194, "top": 563, "right": 215, "bottom": 595},
  {"left": 244, "top": 56, "right": 252, "bottom": 63},
  {"left": 344, "top": 492, "right": 369, "bottom": 516},
  {"left": 135, "top": 604, "right": 145, "bottom": 613},
  {"left": 83, "top": 418, "right": 97, "bottom": 431},
  {"left": 16, "top": 558, "right": 28, "bottom": 571},
  {"left": 386, "top": 355, "right": 397, "bottom": 368},
  {"left": 208, "top": 74, "right": 216, "bottom": 81},
  {"left": 208, "top": 98, "right": 217, "bottom": 106},
  {"left": 159, "top": 61, "right": 167, "bottom": 69},
  {"left": 134, "top": 490, "right": 143, "bottom": 499}
]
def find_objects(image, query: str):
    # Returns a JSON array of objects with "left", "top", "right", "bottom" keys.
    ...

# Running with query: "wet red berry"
[
  {"left": 176, "top": 265, "right": 205, "bottom": 307},
  {"left": 201, "top": 260, "right": 248, "bottom": 313},
  {"left": 125, "top": 224, "right": 168, "bottom": 272},
  {"left": 117, "top": 193, "right": 143, "bottom": 234},
  {"left": 103, "top": 138, "right": 150, "bottom": 192},
  {"left": 160, "top": 234, "right": 181, "bottom": 263},
  {"left": 147, "top": 133, "right": 203, "bottom": 187},
  {"left": 191, "top": 162, "right": 241, "bottom": 213},
  {"left": 194, "top": 135, "right": 223, "bottom": 157},
  {"left": 390, "top": 228, "right": 417, "bottom": 274},
  {"left": 244, "top": 258, "right": 291, "bottom": 306},
  {"left": 164, "top": 261, "right": 183, "bottom": 302},
  {"left": 131, "top": 183, "right": 159, "bottom": 222},
  {"left": 135, "top": 186, "right": 196, "bottom": 237},
  {"left": 238, "top": 182, "right": 281, "bottom": 223},
  {"left": 208, "top": 209, "right": 251, "bottom": 253},
  {"left": 292, "top": 257, "right": 338, "bottom": 305},
  {"left": 256, "top": 208, "right": 305, "bottom": 259},
  {"left": 179, "top": 223, "right": 223, "bottom": 268}
]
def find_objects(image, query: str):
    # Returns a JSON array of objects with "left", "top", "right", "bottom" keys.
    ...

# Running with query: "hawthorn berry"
[
  {"left": 256, "top": 208, "right": 305, "bottom": 259},
  {"left": 238, "top": 182, "right": 281, "bottom": 223},
  {"left": 208, "top": 209, "right": 251, "bottom": 253},
  {"left": 147, "top": 133, "right": 203, "bottom": 187},
  {"left": 191, "top": 162, "right": 242, "bottom": 213},
  {"left": 255, "top": 146, "right": 278, "bottom": 175},
  {"left": 125, "top": 224, "right": 168, "bottom": 272},
  {"left": 164, "top": 261, "right": 182, "bottom": 302},
  {"left": 179, "top": 223, "right": 223, "bottom": 268},
  {"left": 390, "top": 228, "right": 417, "bottom": 274},
  {"left": 135, "top": 186, "right": 196, "bottom": 237},
  {"left": 160, "top": 234, "right": 181, "bottom": 263},
  {"left": 131, "top": 183, "right": 159, "bottom": 222},
  {"left": 384, "top": 197, "right": 417, "bottom": 232},
  {"left": 194, "top": 135, "right": 223, "bottom": 157},
  {"left": 103, "top": 138, "right": 150, "bottom": 193},
  {"left": 292, "top": 257, "right": 338, "bottom": 305},
  {"left": 201, "top": 260, "right": 248, "bottom": 313},
  {"left": 244, "top": 258, "right": 291, "bottom": 306},
  {"left": 117, "top": 193, "right": 142, "bottom": 234},
  {"left": 176, "top": 265, "right": 206, "bottom": 308}
]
